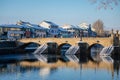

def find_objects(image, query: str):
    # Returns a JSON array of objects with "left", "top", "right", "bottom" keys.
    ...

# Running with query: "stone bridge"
[
  {"left": 18, "top": 36, "right": 120, "bottom": 55},
  {"left": 19, "top": 37, "right": 113, "bottom": 47}
]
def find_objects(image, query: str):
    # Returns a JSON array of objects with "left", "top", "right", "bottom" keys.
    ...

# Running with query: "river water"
[{"left": 0, "top": 52, "right": 120, "bottom": 80}]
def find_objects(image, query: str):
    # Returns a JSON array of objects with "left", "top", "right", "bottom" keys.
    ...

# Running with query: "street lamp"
[{"left": 80, "top": 30, "right": 83, "bottom": 41}]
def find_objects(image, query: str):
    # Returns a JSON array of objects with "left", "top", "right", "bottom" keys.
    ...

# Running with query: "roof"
[
  {"left": 27, "top": 24, "right": 47, "bottom": 30},
  {"left": 39, "top": 20, "right": 58, "bottom": 29},
  {"left": 43, "top": 20, "right": 58, "bottom": 27},
  {"left": 61, "top": 24, "right": 80, "bottom": 29},
  {"left": 0, "top": 21, "right": 47, "bottom": 30},
  {"left": 78, "top": 23, "right": 95, "bottom": 31},
  {"left": 17, "top": 20, "right": 47, "bottom": 30},
  {"left": 58, "top": 27, "right": 68, "bottom": 32},
  {"left": 0, "top": 24, "right": 23, "bottom": 28},
  {"left": 78, "top": 23, "right": 89, "bottom": 29}
]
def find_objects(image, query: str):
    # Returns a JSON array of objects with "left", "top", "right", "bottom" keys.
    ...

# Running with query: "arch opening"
[
  {"left": 18, "top": 42, "right": 40, "bottom": 52},
  {"left": 88, "top": 43, "right": 104, "bottom": 61},
  {"left": 57, "top": 43, "right": 72, "bottom": 55}
]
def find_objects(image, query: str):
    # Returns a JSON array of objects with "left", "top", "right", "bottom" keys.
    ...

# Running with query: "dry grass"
[
  {"left": 19, "top": 60, "right": 80, "bottom": 69},
  {"left": 20, "top": 60, "right": 113, "bottom": 72}
]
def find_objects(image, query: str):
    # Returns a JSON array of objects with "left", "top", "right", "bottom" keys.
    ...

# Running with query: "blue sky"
[{"left": 0, "top": 0, "right": 120, "bottom": 30}]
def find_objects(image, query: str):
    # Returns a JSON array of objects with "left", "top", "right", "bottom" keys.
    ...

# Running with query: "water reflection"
[
  {"left": 100, "top": 56, "right": 114, "bottom": 63},
  {"left": 39, "top": 67, "right": 50, "bottom": 78},
  {"left": 90, "top": 54, "right": 114, "bottom": 63},
  {"left": 64, "top": 55, "right": 79, "bottom": 62},
  {"left": 0, "top": 53, "right": 120, "bottom": 80},
  {"left": 34, "top": 54, "right": 47, "bottom": 62}
]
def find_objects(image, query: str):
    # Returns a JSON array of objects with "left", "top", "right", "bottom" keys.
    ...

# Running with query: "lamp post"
[{"left": 80, "top": 30, "right": 83, "bottom": 41}]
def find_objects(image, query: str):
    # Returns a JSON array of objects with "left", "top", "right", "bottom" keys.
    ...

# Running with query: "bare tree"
[
  {"left": 89, "top": 0, "right": 120, "bottom": 10},
  {"left": 92, "top": 19, "right": 104, "bottom": 36}
]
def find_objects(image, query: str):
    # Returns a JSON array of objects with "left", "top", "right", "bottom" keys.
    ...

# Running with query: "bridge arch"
[
  {"left": 87, "top": 43, "right": 104, "bottom": 57},
  {"left": 88, "top": 43, "right": 104, "bottom": 49},
  {"left": 17, "top": 42, "right": 40, "bottom": 49},
  {"left": 57, "top": 43, "right": 72, "bottom": 55}
]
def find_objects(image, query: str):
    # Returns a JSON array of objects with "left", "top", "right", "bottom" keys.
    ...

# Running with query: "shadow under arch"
[
  {"left": 87, "top": 43, "right": 104, "bottom": 60},
  {"left": 16, "top": 42, "right": 41, "bottom": 50},
  {"left": 57, "top": 43, "right": 72, "bottom": 55}
]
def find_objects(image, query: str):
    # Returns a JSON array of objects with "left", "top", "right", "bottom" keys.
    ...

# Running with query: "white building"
[
  {"left": 78, "top": 23, "right": 96, "bottom": 37},
  {"left": 61, "top": 24, "right": 80, "bottom": 37},
  {"left": 39, "top": 21, "right": 59, "bottom": 37}
]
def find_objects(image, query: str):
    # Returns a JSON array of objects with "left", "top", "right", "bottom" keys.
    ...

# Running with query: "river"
[{"left": 0, "top": 51, "right": 120, "bottom": 80}]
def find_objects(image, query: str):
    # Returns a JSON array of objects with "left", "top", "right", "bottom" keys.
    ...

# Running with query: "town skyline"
[{"left": 0, "top": 0, "right": 120, "bottom": 30}]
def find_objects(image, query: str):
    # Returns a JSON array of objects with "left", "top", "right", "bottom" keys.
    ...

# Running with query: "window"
[{"left": 51, "top": 30, "right": 54, "bottom": 33}]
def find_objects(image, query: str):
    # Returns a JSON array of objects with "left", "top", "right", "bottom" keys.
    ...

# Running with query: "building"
[
  {"left": 39, "top": 21, "right": 60, "bottom": 37},
  {"left": 0, "top": 20, "right": 97, "bottom": 40},
  {"left": 78, "top": 23, "right": 97, "bottom": 37},
  {"left": 17, "top": 20, "right": 47, "bottom": 38},
  {"left": 58, "top": 27, "right": 69, "bottom": 38},
  {"left": 0, "top": 20, "right": 47, "bottom": 40},
  {"left": 0, "top": 24, "right": 24, "bottom": 40},
  {"left": 61, "top": 24, "right": 80, "bottom": 37}
]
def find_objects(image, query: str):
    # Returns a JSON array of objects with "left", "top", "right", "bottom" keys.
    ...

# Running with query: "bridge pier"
[
  {"left": 77, "top": 41, "right": 89, "bottom": 62},
  {"left": 76, "top": 42, "right": 88, "bottom": 55},
  {"left": 112, "top": 47, "right": 120, "bottom": 60},
  {"left": 47, "top": 42, "right": 58, "bottom": 55},
  {"left": 77, "top": 42, "right": 88, "bottom": 54}
]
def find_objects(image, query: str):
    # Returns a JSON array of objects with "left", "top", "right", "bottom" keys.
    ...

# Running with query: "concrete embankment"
[
  {"left": 0, "top": 41, "right": 17, "bottom": 54},
  {"left": 0, "top": 41, "right": 26, "bottom": 54}
]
